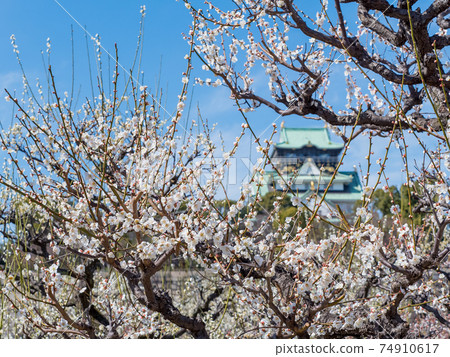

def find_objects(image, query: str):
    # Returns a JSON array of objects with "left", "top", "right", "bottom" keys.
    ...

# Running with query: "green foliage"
[
  {"left": 214, "top": 199, "right": 237, "bottom": 212},
  {"left": 279, "top": 206, "right": 298, "bottom": 224},
  {"left": 256, "top": 192, "right": 309, "bottom": 231},
  {"left": 357, "top": 184, "right": 423, "bottom": 224},
  {"left": 372, "top": 186, "right": 401, "bottom": 216},
  {"left": 257, "top": 191, "right": 291, "bottom": 214}
]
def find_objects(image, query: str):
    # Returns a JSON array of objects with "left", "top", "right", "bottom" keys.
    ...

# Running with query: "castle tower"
[{"left": 257, "top": 127, "right": 362, "bottom": 214}]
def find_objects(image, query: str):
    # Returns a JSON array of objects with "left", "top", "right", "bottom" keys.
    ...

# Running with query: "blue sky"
[{"left": 0, "top": 0, "right": 434, "bottom": 198}]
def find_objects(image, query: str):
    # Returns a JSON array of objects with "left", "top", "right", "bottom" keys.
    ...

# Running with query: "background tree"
[{"left": 361, "top": 184, "right": 423, "bottom": 223}]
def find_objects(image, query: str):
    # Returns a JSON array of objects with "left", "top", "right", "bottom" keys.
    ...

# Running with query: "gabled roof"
[
  {"left": 276, "top": 127, "right": 344, "bottom": 150},
  {"left": 298, "top": 190, "right": 337, "bottom": 217},
  {"left": 298, "top": 159, "right": 321, "bottom": 176}
]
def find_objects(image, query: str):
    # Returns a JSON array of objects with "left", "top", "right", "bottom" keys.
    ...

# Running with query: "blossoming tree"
[
  {"left": 182, "top": 0, "right": 450, "bottom": 337},
  {"left": 184, "top": 0, "right": 449, "bottom": 133},
  {"left": 0, "top": 1, "right": 449, "bottom": 339}
]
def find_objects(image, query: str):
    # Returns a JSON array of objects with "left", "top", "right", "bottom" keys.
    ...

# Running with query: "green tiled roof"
[
  {"left": 276, "top": 127, "right": 344, "bottom": 150},
  {"left": 262, "top": 170, "right": 354, "bottom": 184},
  {"left": 256, "top": 171, "right": 362, "bottom": 202}
]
